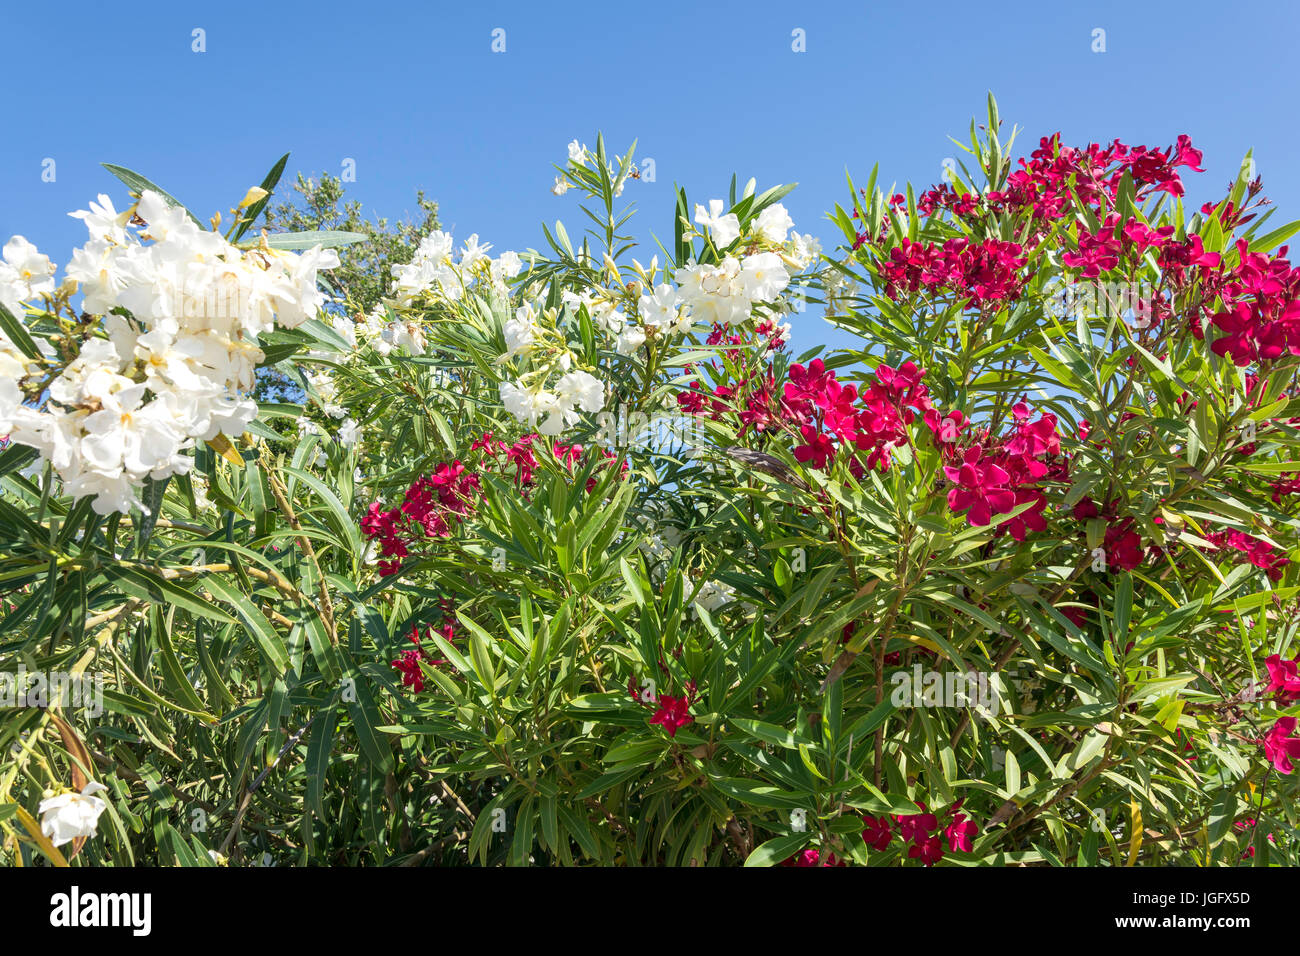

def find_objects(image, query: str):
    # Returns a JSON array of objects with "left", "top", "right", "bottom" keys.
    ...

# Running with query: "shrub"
[{"left": 1, "top": 103, "right": 1297, "bottom": 866}]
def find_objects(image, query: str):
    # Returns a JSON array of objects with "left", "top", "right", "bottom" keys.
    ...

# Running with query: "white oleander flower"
[
  {"left": 556, "top": 369, "right": 605, "bottom": 413},
  {"left": 787, "top": 232, "right": 821, "bottom": 269},
  {"left": 503, "top": 305, "right": 539, "bottom": 359},
  {"left": 616, "top": 325, "right": 646, "bottom": 355},
  {"left": 38, "top": 781, "right": 110, "bottom": 847},
  {"left": 676, "top": 257, "right": 750, "bottom": 326},
  {"left": 693, "top": 580, "right": 735, "bottom": 615},
  {"left": 500, "top": 381, "right": 560, "bottom": 427},
  {"left": 755, "top": 203, "right": 795, "bottom": 243},
  {"left": 0, "top": 236, "right": 56, "bottom": 316},
  {"left": 495, "top": 250, "right": 523, "bottom": 279},
  {"left": 740, "top": 252, "right": 792, "bottom": 302},
  {"left": 638, "top": 283, "right": 680, "bottom": 330},
  {"left": 694, "top": 200, "right": 740, "bottom": 248}
]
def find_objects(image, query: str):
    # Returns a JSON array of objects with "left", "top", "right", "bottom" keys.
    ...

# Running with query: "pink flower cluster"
[
  {"left": 910, "top": 134, "right": 1203, "bottom": 235},
  {"left": 362, "top": 462, "right": 482, "bottom": 576},
  {"left": 1072, "top": 498, "right": 1146, "bottom": 571},
  {"left": 1206, "top": 242, "right": 1300, "bottom": 367},
  {"left": 472, "top": 431, "right": 625, "bottom": 494},
  {"left": 783, "top": 359, "right": 933, "bottom": 474},
  {"left": 942, "top": 403, "right": 1063, "bottom": 540},
  {"left": 392, "top": 600, "right": 459, "bottom": 693},
  {"left": 1204, "top": 528, "right": 1290, "bottom": 582},
  {"left": 861, "top": 800, "right": 978, "bottom": 866},
  {"left": 877, "top": 237, "right": 1029, "bottom": 308}
]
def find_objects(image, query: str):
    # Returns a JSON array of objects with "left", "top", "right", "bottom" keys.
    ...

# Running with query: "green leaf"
[
  {"left": 745, "top": 833, "right": 811, "bottom": 867},
  {"left": 201, "top": 573, "right": 290, "bottom": 673},
  {"left": 101, "top": 566, "right": 235, "bottom": 625},
  {"left": 240, "top": 230, "right": 367, "bottom": 251},
  {"left": 0, "top": 300, "right": 41, "bottom": 361},
  {"left": 101, "top": 163, "right": 205, "bottom": 227}
]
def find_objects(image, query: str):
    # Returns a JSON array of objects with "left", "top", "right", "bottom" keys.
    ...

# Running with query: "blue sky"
[{"left": 5, "top": 0, "right": 1298, "bottom": 356}]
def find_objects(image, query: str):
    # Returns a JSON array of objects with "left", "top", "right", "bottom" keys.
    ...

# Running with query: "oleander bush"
[{"left": 2, "top": 98, "right": 1299, "bottom": 866}]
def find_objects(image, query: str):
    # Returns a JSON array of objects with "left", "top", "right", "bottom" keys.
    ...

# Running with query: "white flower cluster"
[
  {"left": 643, "top": 200, "right": 818, "bottom": 339},
  {"left": 499, "top": 367, "right": 605, "bottom": 436},
  {"left": 0, "top": 191, "right": 339, "bottom": 515},
  {"left": 557, "top": 202, "right": 820, "bottom": 361},
  {"left": 388, "top": 230, "right": 522, "bottom": 309}
]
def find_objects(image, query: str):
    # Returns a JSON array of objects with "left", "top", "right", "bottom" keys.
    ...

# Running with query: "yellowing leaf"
[
  {"left": 207, "top": 433, "right": 245, "bottom": 467},
  {"left": 238, "top": 186, "right": 270, "bottom": 209},
  {"left": 1126, "top": 799, "right": 1143, "bottom": 866},
  {"left": 12, "top": 805, "right": 69, "bottom": 867}
]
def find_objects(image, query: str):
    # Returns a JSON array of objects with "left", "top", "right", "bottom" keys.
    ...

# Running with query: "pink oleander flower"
[
  {"left": 649, "top": 694, "right": 693, "bottom": 738},
  {"left": 1262, "top": 717, "right": 1300, "bottom": 774},
  {"left": 1265, "top": 654, "right": 1300, "bottom": 701},
  {"left": 944, "top": 445, "right": 1015, "bottom": 528},
  {"left": 945, "top": 812, "right": 978, "bottom": 853},
  {"left": 861, "top": 814, "right": 893, "bottom": 851}
]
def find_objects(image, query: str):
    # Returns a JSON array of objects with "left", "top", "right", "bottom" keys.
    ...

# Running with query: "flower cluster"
[
  {"left": 861, "top": 801, "right": 978, "bottom": 866},
  {"left": 472, "top": 431, "right": 625, "bottom": 494},
  {"left": 1206, "top": 241, "right": 1300, "bottom": 367},
  {"left": 1203, "top": 528, "right": 1290, "bottom": 582},
  {"left": 387, "top": 230, "right": 522, "bottom": 309},
  {"left": 1, "top": 191, "right": 339, "bottom": 514},
  {"left": 783, "top": 359, "right": 935, "bottom": 473},
  {"left": 499, "top": 369, "right": 605, "bottom": 437},
  {"left": 362, "top": 462, "right": 482, "bottom": 576},
  {"left": 914, "top": 133, "right": 1204, "bottom": 231},
  {"left": 392, "top": 603, "right": 459, "bottom": 693},
  {"left": 941, "top": 403, "right": 1063, "bottom": 540},
  {"left": 877, "top": 236, "right": 1029, "bottom": 307}
]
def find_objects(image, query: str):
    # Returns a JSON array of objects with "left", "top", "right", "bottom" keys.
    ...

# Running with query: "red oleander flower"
[
  {"left": 1265, "top": 654, "right": 1300, "bottom": 701},
  {"left": 391, "top": 649, "right": 426, "bottom": 693},
  {"left": 649, "top": 694, "right": 693, "bottom": 737},
  {"left": 945, "top": 812, "right": 978, "bottom": 852},
  {"left": 908, "top": 835, "right": 944, "bottom": 866},
  {"left": 944, "top": 445, "right": 1015, "bottom": 528},
  {"left": 1063, "top": 219, "right": 1122, "bottom": 278},
  {"left": 1103, "top": 520, "right": 1144, "bottom": 571},
  {"left": 793, "top": 424, "right": 836, "bottom": 470},
  {"left": 861, "top": 814, "right": 893, "bottom": 851},
  {"left": 1262, "top": 717, "right": 1300, "bottom": 774},
  {"left": 894, "top": 805, "right": 938, "bottom": 843}
]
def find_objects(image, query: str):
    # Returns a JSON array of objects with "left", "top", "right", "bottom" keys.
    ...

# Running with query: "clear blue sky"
[{"left": 5, "top": 0, "right": 1298, "bottom": 357}]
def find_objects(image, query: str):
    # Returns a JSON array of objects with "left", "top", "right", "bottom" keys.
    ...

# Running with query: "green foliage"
[{"left": 3, "top": 107, "right": 1299, "bottom": 868}]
